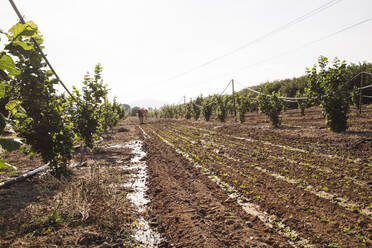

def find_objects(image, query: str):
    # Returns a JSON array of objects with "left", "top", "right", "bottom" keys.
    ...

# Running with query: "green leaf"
[
  {"left": 25, "top": 21, "right": 37, "bottom": 31},
  {"left": 8, "top": 22, "right": 38, "bottom": 38},
  {"left": 13, "top": 40, "right": 34, "bottom": 51},
  {"left": 0, "top": 54, "right": 20, "bottom": 76},
  {"left": 0, "top": 138, "right": 22, "bottom": 152},
  {"left": 23, "top": 21, "right": 39, "bottom": 37},
  {"left": 0, "top": 83, "right": 4, "bottom": 98},
  {"left": 0, "top": 160, "right": 9, "bottom": 168},
  {"left": 8, "top": 23, "right": 25, "bottom": 37},
  {"left": 5, "top": 100, "right": 21, "bottom": 115},
  {"left": 0, "top": 69, "right": 10, "bottom": 81}
]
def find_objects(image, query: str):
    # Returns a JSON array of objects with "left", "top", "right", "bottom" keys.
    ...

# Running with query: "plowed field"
[{"left": 140, "top": 109, "right": 371, "bottom": 247}]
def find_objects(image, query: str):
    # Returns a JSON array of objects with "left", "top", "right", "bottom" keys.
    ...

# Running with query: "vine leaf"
[
  {"left": 0, "top": 70, "right": 10, "bottom": 81},
  {"left": 0, "top": 159, "right": 9, "bottom": 168},
  {"left": 0, "top": 83, "right": 4, "bottom": 99},
  {"left": 0, "top": 138, "right": 22, "bottom": 152},
  {"left": 0, "top": 54, "right": 20, "bottom": 76},
  {"left": 14, "top": 40, "right": 34, "bottom": 51},
  {"left": 8, "top": 23, "right": 25, "bottom": 37},
  {"left": 5, "top": 100, "right": 22, "bottom": 115}
]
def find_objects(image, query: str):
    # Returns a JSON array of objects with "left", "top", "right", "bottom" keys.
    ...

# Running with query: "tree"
[
  {"left": 192, "top": 95, "right": 203, "bottom": 120},
  {"left": 215, "top": 95, "right": 229, "bottom": 122},
  {"left": 68, "top": 64, "right": 108, "bottom": 149},
  {"left": 257, "top": 91, "right": 283, "bottom": 128},
  {"left": 236, "top": 94, "right": 250, "bottom": 123},
  {"left": 201, "top": 97, "right": 214, "bottom": 121},
  {"left": 296, "top": 90, "right": 307, "bottom": 116},
  {"left": 184, "top": 101, "right": 192, "bottom": 120},
  {"left": 3, "top": 22, "right": 75, "bottom": 175},
  {"left": 305, "top": 56, "right": 350, "bottom": 132}
]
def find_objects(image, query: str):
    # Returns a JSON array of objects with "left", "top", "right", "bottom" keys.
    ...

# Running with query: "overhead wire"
[
  {"left": 159, "top": 10, "right": 372, "bottom": 96},
  {"left": 165, "top": 13, "right": 372, "bottom": 108},
  {"left": 230, "top": 16, "right": 372, "bottom": 75},
  {"left": 187, "top": 80, "right": 232, "bottom": 109},
  {"left": 155, "top": 0, "right": 344, "bottom": 84},
  {"left": 236, "top": 71, "right": 372, "bottom": 101}
]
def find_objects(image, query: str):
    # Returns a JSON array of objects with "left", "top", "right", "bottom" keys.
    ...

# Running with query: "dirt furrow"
[
  {"left": 142, "top": 126, "right": 292, "bottom": 248},
  {"left": 146, "top": 123, "right": 371, "bottom": 247},
  {"left": 167, "top": 125, "right": 371, "bottom": 213}
]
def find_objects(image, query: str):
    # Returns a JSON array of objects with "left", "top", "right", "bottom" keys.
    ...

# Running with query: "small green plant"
[{"left": 328, "top": 243, "right": 340, "bottom": 248}]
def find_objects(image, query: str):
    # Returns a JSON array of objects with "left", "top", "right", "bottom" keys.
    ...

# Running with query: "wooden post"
[
  {"left": 359, "top": 73, "right": 363, "bottom": 115},
  {"left": 232, "top": 79, "right": 237, "bottom": 121}
]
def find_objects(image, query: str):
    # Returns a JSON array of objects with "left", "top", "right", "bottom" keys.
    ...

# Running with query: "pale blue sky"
[{"left": 1, "top": 0, "right": 372, "bottom": 107}]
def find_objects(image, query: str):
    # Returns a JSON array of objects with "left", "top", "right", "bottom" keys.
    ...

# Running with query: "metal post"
[{"left": 232, "top": 79, "right": 237, "bottom": 121}]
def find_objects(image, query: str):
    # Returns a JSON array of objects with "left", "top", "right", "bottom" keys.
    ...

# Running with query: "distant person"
[{"left": 138, "top": 108, "right": 146, "bottom": 124}]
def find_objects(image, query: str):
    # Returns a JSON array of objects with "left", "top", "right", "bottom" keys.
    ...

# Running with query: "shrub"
[
  {"left": 215, "top": 95, "right": 229, "bottom": 122},
  {"left": 305, "top": 56, "right": 350, "bottom": 132},
  {"left": 201, "top": 98, "right": 214, "bottom": 121},
  {"left": 257, "top": 91, "right": 283, "bottom": 127}
]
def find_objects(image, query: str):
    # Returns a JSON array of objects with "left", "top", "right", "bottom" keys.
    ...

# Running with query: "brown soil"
[
  {"left": 144, "top": 127, "right": 291, "bottom": 247},
  {"left": 140, "top": 107, "right": 371, "bottom": 247},
  {"left": 1, "top": 109, "right": 371, "bottom": 247}
]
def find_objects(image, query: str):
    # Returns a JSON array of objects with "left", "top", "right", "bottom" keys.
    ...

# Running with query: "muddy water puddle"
[{"left": 107, "top": 140, "right": 161, "bottom": 247}]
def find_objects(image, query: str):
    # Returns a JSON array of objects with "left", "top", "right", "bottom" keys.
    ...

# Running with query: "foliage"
[
  {"left": 176, "top": 105, "right": 184, "bottom": 119},
  {"left": 192, "top": 95, "right": 203, "bottom": 120},
  {"left": 68, "top": 64, "right": 108, "bottom": 149},
  {"left": 152, "top": 109, "right": 159, "bottom": 118},
  {"left": 101, "top": 98, "right": 121, "bottom": 132},
  {"left": 236, "top": 95, "right": 250, "bottom": 123},
  {"left": 201, "top": 97, "right": 214, "bottom": 121},
  {"left": 305, "top": 56, "right": 350, "bottom": 132},
  {"left": 296, "top": 90, "right": 307, "bottom": 116},
  {"left": 0, "top": 21, "right": 125, "bottom": 174},
  {"left": 351, "top": 86, "right": 361, "bottom": 110},
  {"left": 3, "top": 21, "right": 74, "bottom": 173},
  {"left": 184, "top": 101, "right": 192, "bottom": 120},
  {"left": 257, "top": 91, "right": 283, "bottom": 128},
  {"left": 215, "top": 95, "right": 229, "bottom": 122},
  {"left": 161, "top": 105, "right": 175, "bottom": 118}
]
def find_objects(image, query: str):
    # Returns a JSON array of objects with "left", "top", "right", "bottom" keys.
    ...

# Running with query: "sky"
[{"left": 1, "top": 0, "right": 372, "bottom": 108}]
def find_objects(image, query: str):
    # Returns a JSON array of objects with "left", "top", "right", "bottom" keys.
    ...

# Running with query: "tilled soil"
[
  {"left": 143, "top": 127, "right": 292, "bottom": 248},
  {"left": 140, "top": 113, "right": 371, "bottom": 248},
  {"left": 191, "top": 107, "right": 372, "bottom": 162},
  {"left": 1, "top": 113, "right": 370, "bottom": 247}
]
